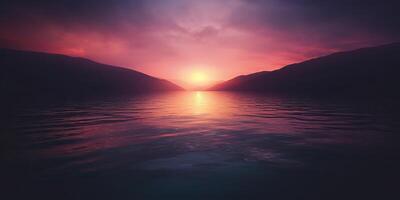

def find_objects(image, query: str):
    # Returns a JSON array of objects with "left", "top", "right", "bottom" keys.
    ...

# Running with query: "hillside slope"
[
  {"left": 0, "top": 49, "right": 182, "bottom": 99},
  {"left": 210, "top": 43, "right": 400, "bottom": 97}
]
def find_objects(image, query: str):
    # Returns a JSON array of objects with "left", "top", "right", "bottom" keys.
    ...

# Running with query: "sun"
[
  {"left": 180, "top": 68, "right": 216, "bottom": 89},
  {"left": 191, "top": 71, "right": 208, "bottom": 84}
]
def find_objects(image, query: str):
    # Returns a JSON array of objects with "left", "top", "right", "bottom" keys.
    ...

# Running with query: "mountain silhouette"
[
  {"left": 210, "top": 43, "right": 400, "bottom": 97},
  {"left": 1, "top": 48, "right": 182, "bottom": 100}
]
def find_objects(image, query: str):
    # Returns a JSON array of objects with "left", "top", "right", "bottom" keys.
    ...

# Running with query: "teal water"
[{"left": 2, "top": 91, "right": 400, "bottom": 199}]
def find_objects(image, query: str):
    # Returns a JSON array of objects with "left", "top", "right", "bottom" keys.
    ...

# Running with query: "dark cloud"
[
  {"left": 1, "top": 0, "right": 399, "bottom": 49},
  {"left": 232, "top": 0, "right": 400, "bottom": 48},
  {"left": 241, "top": 0, "right": 400, "bottom": 28},
  {"left": 0, "top": 0, "right": 158, "bottom": 36}
]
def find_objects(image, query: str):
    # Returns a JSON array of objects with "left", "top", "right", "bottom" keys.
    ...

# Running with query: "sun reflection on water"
[
  {"left": 193, "top": 91, "right": 205, "bottom": 115},
  {"left": 153, "top": 91, "right": 234, "bottom": 117}
]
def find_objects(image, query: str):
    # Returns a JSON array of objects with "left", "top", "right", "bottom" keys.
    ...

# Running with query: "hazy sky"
[{"left": 1, "top": 0, "right": 399, "bottom": 88}]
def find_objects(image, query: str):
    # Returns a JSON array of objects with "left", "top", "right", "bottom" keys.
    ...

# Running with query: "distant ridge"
[
  {"left": 209, "top": 43, "right": 400, "bottom": 97},
  {"left": 0, "top": 48, "right": 182, "bottom": 100}
]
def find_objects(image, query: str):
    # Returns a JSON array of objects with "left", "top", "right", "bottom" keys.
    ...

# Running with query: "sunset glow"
[{"left": 0, "top": 0, "right": 398, "bottom": 89}]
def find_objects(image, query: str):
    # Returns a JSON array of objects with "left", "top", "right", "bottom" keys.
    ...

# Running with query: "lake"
[{"left": 2, "top": 91, "right": 400, "bottom": 200}]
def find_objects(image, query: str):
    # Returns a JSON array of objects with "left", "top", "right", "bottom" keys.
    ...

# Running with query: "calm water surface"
[{"left": 2, "top": 91, "right": 400, "bottom": 200}]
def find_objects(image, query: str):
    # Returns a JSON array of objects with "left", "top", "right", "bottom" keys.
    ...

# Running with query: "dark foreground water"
[{"left": 2, "top": 91, "right": 400, "bottom": 200}]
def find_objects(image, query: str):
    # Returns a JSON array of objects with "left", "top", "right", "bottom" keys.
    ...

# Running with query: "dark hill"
[
  {"left": 0, "top": 49, "right": 182, "bottom": 100},
  {"left": 210, "top": 43, "right": 400, "bottom": 97}
]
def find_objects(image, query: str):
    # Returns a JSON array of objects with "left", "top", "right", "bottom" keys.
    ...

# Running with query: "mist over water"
[{"left": 2, "top": 91, "right": 400, "bottom": 200}]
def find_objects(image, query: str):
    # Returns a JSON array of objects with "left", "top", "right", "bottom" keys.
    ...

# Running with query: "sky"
[{"left": 1, "top": 0, "right": 399, "bottom": 89}]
